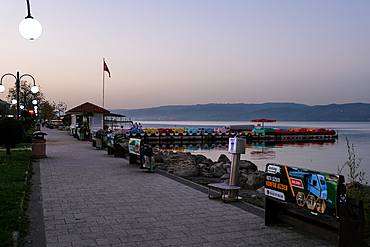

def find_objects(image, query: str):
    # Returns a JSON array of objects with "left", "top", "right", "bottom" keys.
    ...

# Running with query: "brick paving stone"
[
  {"left": 35, "top": 128, "right": 336, "bottom": 246},
  {"left": 71, "top": 239, "right": 98, "bottom": 247},
  {"left": 95, "top": 237, "right": 122, "bottom": 246},
  {"left": 135, "top": 240, "right": 164, "bottom": 247},
  {"left": 159, "top": 237, "right": 185, "bottom": 246}
]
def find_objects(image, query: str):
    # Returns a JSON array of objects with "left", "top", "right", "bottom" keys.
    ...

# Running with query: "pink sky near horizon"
[{"left": 1, "top": 0, "right": 370, "bottom": 111}]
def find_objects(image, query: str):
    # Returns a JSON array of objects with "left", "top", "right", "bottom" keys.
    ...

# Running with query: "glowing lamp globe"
[
  {"left": 32, "top": 99, "right": 37, "bottom": 105},
  {"left": 31, "top": 85, "right": 39, "bottom": 93},
  {"left": 20, "top": 105, "right": 24, "bottom": 110},
  {"left": 0, "top": 85, "right": 5, "bottom": 93},
  {"left": 12, "top": 99, "right": 17, "bottom": 104},
  {"left": 19, "top": 17, "right": 42, "bottom": 41}
]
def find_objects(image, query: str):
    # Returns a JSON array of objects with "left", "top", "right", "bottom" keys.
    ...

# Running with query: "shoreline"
[{"left": 153, "top": 150, "right": 267, "bottom": 207}]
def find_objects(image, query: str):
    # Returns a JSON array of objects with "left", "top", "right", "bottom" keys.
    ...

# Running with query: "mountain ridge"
[{"left": 110, "top": 102, "right": 370, "bottom": 121}]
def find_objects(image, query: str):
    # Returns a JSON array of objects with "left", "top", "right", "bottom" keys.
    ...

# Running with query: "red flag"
[{"left": 104, "top": 61, "right": 111, "bottom": 77}]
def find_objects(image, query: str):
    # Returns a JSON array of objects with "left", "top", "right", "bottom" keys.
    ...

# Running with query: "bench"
[
  {"left": 264, "top": 163, "right": 368, "bottom": 247},
  {"left": 208, "top": 183, "right": 241, "bottom": 203}
]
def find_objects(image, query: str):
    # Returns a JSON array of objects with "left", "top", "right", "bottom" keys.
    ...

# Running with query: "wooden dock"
[{"left": 124, "top": 132, "right": 338, "bottom": 144}]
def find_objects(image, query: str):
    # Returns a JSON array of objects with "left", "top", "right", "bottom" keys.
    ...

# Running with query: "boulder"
[
  {"left": 193, "top": 154, "right": 209, "bottom": 164},
  {"left": 246, "top": 173, "right": 257, "bottom": 187},
  {"left": 245, "top": 172, "right": 265, "bottom": 189},
  {"left": 202, "top": 158, "right": 215, "bottom": 166},
  {"left": 198, "top": 163, "right": 208, "bottom": 170},
  {"left": 253, "top": 173, "right": 265, "bottom": 189},
  {"left": 238, "top": 173, "right": 248, "bottom": 184},
  {"left": 217, "top": 154, "right": 231, "bottom": 164},
  {"left": 163, "top": 152, "right": 199, "bottom": 177},
  {"left": 223, "top": 163, "right": 231, "bottom": 170},
  {"left": 212, "top": 168, "right": 224, "bottom": 178},
  {"left": 154, "top": 155, "right": 165, "bottom": 163},
  {"left": 239, "top": 160, "right": 258, "bottom": 171},
  {"left": 200, "top": 171, "right": 213, "bottom": 178},
  {"left": 176, "top": 168, "right": 199, "bottom": 178},
  {"left": 257, "top": 186, "right": 265, "bottom": 194},
  {"left": 210, "top": 162, "right": 225, "bottom": 173},
  {"left": 240, "top": 169, "right": 248, "bottom": 174}
]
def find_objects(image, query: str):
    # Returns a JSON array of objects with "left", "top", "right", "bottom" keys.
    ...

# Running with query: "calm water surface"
[{"left": 140, "top": 121, "right": 370, "bottom": 182}]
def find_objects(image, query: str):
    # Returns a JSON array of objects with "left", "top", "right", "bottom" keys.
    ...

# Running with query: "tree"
[
  {"left": 0, "top": 118, "right": 25, "bottom": 155},
  {"left": 53, "top": 101, "right": 67, "bottom": 117},
  {"left": 6, "top": 80, "right": 45, "bottom": 111},
  {"left": 38, "top": 100, "right": 56, "bottom": 120},
  {"left": 81, "top": 111, "right": 94, "bottom": 127},
  {"left": 6, "top": 80, "right": 47, "bottom": 119}
]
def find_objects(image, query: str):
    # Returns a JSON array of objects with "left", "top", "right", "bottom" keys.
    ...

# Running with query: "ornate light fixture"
[
  {"left": 19, "top": 0, "right": 42, "bottom": 40},
  {"left": 0, "top": 72, "right": 39, "bottom": 119}
]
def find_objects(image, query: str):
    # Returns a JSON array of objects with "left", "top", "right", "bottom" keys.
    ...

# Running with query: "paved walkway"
[{"left": 26, "top": 128, "right": 336, "bottom": 247}]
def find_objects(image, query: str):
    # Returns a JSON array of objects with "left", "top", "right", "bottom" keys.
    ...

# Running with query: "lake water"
[{"left": 139, "top": 121, "right": 370, "bottom": 183}]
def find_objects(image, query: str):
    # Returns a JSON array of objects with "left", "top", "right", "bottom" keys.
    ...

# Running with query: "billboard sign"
[
  {"left": 129, "top": 138, "right": 141, "bottom": 155},
  {"left": 265, "top": 163, "right": 343, "bottom": 217}
]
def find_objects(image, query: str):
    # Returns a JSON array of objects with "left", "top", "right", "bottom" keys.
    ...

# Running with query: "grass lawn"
[{"left": 0, "top": 150, "right": 33, "bottom": 247}]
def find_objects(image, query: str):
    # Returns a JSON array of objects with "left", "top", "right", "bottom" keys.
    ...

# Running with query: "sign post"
[
  {"left": 129, "top": 138, "right": 141, "bottom": 164},
  {"left": 227, "top": 137, "right": 246, "bottom": 200}
]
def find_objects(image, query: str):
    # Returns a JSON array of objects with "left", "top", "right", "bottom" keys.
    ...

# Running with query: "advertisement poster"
[
  {"left": 129, "top": 138, "right": 141, "bottom": 155},
  {"left": 265, "top": 163, "right": 342, "bottom": 217}
]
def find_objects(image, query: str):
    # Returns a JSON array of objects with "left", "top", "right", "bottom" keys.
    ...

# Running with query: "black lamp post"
[{"left": 0, "top": 72, "right": 39, "bottom": 119}]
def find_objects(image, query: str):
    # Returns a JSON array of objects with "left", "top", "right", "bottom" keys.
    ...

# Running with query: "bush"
[
  {"left": 23, "top": 134, "right": 33, "bottom": 144},
  {"left": 0, "top": 118, "right": 25, "bottom": 155},
  {"left": 338, "top": 137, "right": 369, "bottom": 242}
]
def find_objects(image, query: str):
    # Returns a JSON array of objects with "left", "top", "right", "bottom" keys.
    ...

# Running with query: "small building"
[{"left": 66, "top": 102, "right": 110, "bottom": 133}]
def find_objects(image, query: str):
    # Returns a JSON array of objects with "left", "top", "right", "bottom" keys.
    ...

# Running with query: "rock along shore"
[{"left": 153, "top": 149, "right": 266, "bottom": 207}]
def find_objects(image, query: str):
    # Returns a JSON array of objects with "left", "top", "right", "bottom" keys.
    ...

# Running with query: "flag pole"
[{"left": 102, "top": 58, "right": 105, "bottom": 108}]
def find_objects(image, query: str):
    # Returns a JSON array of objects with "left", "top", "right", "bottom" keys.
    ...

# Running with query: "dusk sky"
[{"left": 1, "top": 1, "right": 370, "bottom": 110}]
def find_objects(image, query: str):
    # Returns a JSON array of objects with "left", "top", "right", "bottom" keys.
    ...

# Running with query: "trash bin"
[
  {"left": 73, "top": 128, "right": 78, "bottom": 138},
  {"left": 96, "top": 129, "right": 107, "bottom": 149},
  {"left": 142, "top": 146, "right": 155, "bottom": 172},
  {"left": 114, "top": 134, "right": 127, "bottom": 158},
  {"left": 107, "top": 134, "right": 114, "bottom": 154},
  {"left": 79, "top": 125, "right": 85, "bottom": 141},
  {"left": 35, "top": 123, "right": 41, "bottom": 131},
  {"left": 32, "top": 131, "right": 47, "bottom": 158},
  {"left": 91, "top": 131, "right": 96, "bottom": 147}
]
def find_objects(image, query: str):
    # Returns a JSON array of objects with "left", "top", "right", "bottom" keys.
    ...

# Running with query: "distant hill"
[{"left": 110, "top": 102, "right": 370, "bottom": 121}]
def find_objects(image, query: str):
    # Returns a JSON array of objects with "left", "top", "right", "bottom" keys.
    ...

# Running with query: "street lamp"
[
  {"left": 32, "top": 99, "right": 38, "bottom": 117},
  {"left": 0, "top": 72, "right": 39, "bottom": 119},
  {"left": 19, "top": 0, "right": 42, "bottom": 41}
]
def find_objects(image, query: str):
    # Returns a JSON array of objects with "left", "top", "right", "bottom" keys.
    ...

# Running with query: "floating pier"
[{"left": 111, "top": 129, "right": 338, "bottom": 144}]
